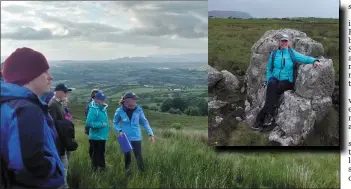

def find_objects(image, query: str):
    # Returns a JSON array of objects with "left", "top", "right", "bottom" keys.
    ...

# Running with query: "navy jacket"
[{"left": 0, "top": 81, "right": 64, "bottom": 188}]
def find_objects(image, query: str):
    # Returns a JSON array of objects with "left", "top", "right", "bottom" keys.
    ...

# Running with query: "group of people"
[
  {"left": 1, "top": 47, "right": 155, "bottom": 189},
  {"left": 83, "top": 89, "right": 155, "bottom": 172}
]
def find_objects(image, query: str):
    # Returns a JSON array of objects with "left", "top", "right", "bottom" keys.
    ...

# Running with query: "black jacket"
[{"left": 55, "top": 119, "right": 78, "bottom": 156}]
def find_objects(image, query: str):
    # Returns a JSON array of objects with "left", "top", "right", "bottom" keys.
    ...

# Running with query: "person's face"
[
  {"left": 29, "top": 70, "right": 53, "bottom": 96},
  {"left": 96, "top": 99, "right": 105, "bottom": 104},
  {"left": 56, "top": 90, "right": 68, "bottom": 100},
  {"left": 279, "top": 40, "right": 289, "bottom": 49},
  {"left": 63, "top": 100, "right": 68, "bottom": 107},
  {"left": 124, "top": 98, "right": 137, "bottom": 108}
]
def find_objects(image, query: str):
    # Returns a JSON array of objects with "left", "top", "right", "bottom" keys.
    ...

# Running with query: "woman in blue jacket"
[
  {"left": 86, "top": 91, "right": 110, "bottom": 171},
  {"left": 251, "top": 33, "right": 321, "bottom": 131},
  {"left": 113, "top": 92, "right": 155, "bottom": 172}
]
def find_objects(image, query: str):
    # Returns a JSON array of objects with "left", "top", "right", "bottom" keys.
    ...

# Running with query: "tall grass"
[{"left": 67, "top": 114, "right": 339, "bottom": 188}]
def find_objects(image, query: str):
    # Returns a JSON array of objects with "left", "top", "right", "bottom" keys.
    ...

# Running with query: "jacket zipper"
[
  {"left": 279, "top": 51, "right": 283, "bottom": 79},
  {"left": 130, "top": 110, "right": 136, "bottom": 127}
]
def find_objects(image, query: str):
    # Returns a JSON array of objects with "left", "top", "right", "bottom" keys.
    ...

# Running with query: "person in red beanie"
[{"left": 0, "top": 47, "right": 65, "bottom": 188}]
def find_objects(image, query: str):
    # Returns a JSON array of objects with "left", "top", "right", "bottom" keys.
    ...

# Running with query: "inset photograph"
[{"left": 208, "top": 0, "right": 339, "bottom": 146}]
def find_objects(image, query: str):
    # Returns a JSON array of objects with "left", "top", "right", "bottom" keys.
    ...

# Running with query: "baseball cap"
[
  {"left": 54, "top": 83, "right": 72, "bottom": 93},
  {"left": 123, "top": 92, "right": 139, "bottom": 100},
  {"left": 95, "top": 91, "right": 108, "bottom": 101},
  {"left": 280, "top": 34, "right": 289, "bottom": 41}
]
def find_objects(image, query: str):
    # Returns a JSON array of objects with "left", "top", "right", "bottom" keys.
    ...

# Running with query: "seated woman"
[{"left": 251, "top": 33, "right": 321, "bottom": 131}]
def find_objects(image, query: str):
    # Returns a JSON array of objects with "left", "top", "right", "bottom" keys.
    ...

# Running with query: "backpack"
[{"left": 270, "top": 48, "right": 301, "bottom": 90}]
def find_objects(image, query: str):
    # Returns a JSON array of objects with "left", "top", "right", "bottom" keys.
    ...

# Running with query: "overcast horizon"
[
  {"left": 1, "top": 1, "right": 208, "bottom": 61},
  {"left": 208, "top": 0, "right": 339, "bottom": 18}
]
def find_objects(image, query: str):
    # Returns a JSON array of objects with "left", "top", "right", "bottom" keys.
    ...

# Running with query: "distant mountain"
[
  {"left": 50, "top": 53, "right": 208, "bottom": 64},
  {"left": 208, "top": 10, "right": 252, "bottom": 19}
]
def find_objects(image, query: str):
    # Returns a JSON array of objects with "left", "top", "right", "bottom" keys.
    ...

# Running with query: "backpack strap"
[
  {"left": 270, "top": 50, "right": 277, "bottom": 72},
  {"left": 288, "top": 48, "right": 297, "bottom": 65},
  {"left": 287, "top": 48, "right": 301, "bottom": 90}
]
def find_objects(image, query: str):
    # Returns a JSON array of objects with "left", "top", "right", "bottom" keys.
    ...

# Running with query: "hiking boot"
[
  {"left": 263, "top": 113, "right": 274, "bottom": 126},
  {"left": 261, "top": 123, "right": 276, "bottom": 132},
  {"left": 250, "top": 120, "right": 263, "bottom": 131}
]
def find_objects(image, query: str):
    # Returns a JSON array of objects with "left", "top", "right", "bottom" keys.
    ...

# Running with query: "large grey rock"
[
  {"left": 268, "top": 91, "right": 333, "bottom": 146},
  {"left": 244, "top": 28, "right": 335, "bottom": 146},
  {"left": 220, "top": 70, "right": 240, "bottom": 91},
  {"left": 208, "top": 66, "right": 223, "bottom": 88},
  {"left": 208, "top": 100, "right": 228, "bottom": 112},
  {"left": 295, "top": 58, "right": 335, "bottom": 99},
  {"left": 271, "top": 91, "right": 316, "bottom": 141},
  {"left": 312, "top": 96, "right": 333, "bottom": 123}
]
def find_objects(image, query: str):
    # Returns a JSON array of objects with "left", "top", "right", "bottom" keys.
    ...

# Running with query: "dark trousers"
[
  {"left": 89, "top": 139, "right": 93, "bottom": 159},
  {"left": 124, "top": 141, "right": 144, "bottom": 171},
  {"left": 91, "top": 140, "right": 106, "bottom": 171},
  {"left": 257, "top": 77, "right": 293, "bottom": 122}
]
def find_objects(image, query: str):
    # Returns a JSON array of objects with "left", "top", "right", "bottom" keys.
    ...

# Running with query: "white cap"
[{"left": 280, "top": 33, "right": 289, "bottom": 41}]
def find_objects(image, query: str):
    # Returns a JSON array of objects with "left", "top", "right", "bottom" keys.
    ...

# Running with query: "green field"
[
  {"left": 69, "top": 86, "right": 207, "bottom": 113},
  {"left": 209, "top": 18, "right": 339, "bottom": 81},
  {"left": 67, "top": 104, "right": 339, "bottom": 188}
]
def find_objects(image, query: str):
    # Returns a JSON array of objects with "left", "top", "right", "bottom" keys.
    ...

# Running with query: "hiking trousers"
[
  {"left": 124, "top": 141, "right": 144, "bottom": 171},
  {"left": 257, "top": 77, "right": 293, "bottom": 122},
  {"left": 59, "top": 151, "right": 70, "bottom": 189},
  {"left": 89, "top": 139, "right": 93, "bottom": 159},
  {"left": 91, "top": 140, "right": 106, "bottom": 171}
]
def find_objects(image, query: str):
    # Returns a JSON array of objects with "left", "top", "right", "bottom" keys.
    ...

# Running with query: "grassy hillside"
[
  {"left": 67, "top": 104, "right": 339, "bottom": 188},
  {"left": 209, "top": 18, "right": 339, "bottom": 81}
]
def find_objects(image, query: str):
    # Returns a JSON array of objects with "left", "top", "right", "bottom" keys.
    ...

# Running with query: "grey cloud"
[
  {"left": 1, "top": 27, "right": 54, "bottom": 40},
  {"left": 38, "top": 13, "right": 121, "bottom": 34},
  {"left": 109, "top": 1, "right": 208, "bottom": 38},
  {"left": 2, "top": 4, "right": 29, "bottom": 14},
  {"left": 6, "top": 20, "right": 36, "bottom": 27},
  {"left": 126, "top": 12, "right": 207, "bottom": 38},
  {"left": 87, "top": 32, "right": 206, "bottom": 49},
  {"left": 2, "top": 1, "right": 207, "bottom": 45}
]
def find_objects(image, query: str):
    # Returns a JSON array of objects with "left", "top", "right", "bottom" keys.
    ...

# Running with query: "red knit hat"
[{"left": 3, "top": 47, "right": 50, "bottom": 85}]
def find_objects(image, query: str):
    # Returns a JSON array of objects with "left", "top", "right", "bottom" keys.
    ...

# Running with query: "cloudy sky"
[
  {"left": 209, "top": 0, "right": 339, "bottom": 18},
  {"left": 1, "top": 1, "right": 208, "bottom": 61}
]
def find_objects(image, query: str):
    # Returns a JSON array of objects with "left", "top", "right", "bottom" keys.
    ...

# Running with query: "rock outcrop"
[
  {"left": 244, "top": 28, "right": 335, "bottom": 146},
  {"left": 208, "top": 66, "right": 245, "bottom": 145}
]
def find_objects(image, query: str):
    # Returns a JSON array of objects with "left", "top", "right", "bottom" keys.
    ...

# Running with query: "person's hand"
[
  {"left": 313, "top": 61, "right": 321, "bottom": 68},
  {"left": 119, "top": 132, "right": 123, "bottom": 137},
  {"left": 103, "top": 122, "right": 107, "bottom": 127},
  {"left": 149, "top": 136, "right": 155, "bottom": 143}
]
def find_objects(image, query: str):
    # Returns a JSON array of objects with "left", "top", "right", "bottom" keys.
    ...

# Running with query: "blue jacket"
[
  {"left": 40, "top": 91, "right": 54, "bottom": 105},
  {"left": 0, "top": 81, "right": 64, "bottom": 188},
  {"left": 113, "top": 105, "right": 154, "bottom": 141},
  {"left": 85, "top": 101, "right": 110, "bottom": 140},
  {"left": 266, "top": 48, "right": 317, "bottom": 83}
]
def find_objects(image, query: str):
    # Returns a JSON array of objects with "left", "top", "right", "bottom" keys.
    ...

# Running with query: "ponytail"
[{"left": 119, "top": 97, "right": 124, "bottom": 105}]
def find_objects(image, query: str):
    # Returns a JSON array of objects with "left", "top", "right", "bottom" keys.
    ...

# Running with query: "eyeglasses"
[{"left": 280, "top": 40, "right": 288, "bottom": 42}]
